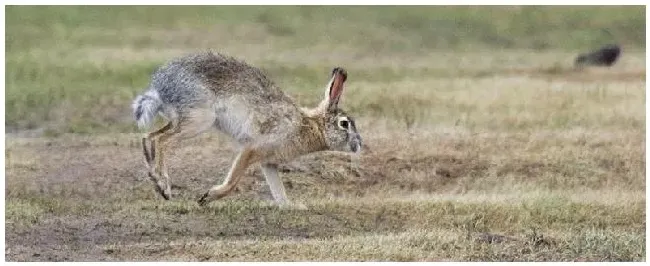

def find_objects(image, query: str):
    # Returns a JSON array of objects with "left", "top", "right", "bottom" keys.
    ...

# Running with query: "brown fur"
[{"left": 133, "top": 52, "right": 362, "bottom": 208}]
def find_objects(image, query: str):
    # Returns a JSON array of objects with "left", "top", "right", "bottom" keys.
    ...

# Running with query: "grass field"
[{"left": 4, "top": 6, "right": 647, "bottom": 261}]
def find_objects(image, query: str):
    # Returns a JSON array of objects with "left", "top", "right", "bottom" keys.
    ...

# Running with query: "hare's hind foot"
[
  {"left": 147, "top": 171, "right": 172, "bottom": 200},
  {"left": 154, "top": 183, "right": 172, "bottom": 200}
]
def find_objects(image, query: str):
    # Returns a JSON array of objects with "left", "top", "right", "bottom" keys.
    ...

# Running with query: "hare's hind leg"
[
  {"left": 147, "top": 120, "right": 182, "bottom": 200},
  {"left": 151, "top": 109, "right": 216, "bottom": 200},
  {"left": 198, "top": 147, "right": 262, "bottom": 206},
  {"left": 142, "top": 122, "right": 173, "bottom": 168}
]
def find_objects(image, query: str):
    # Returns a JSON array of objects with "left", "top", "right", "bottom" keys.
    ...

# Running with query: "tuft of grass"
[{"left": 5, "top": 199, "right": 48, "bottom": 226}]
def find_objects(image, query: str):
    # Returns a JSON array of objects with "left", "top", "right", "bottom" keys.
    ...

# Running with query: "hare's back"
[
  {"left": 163, "top": 52, "right": 302, "bottom": 143},
  {"left": 184, "top": 52, "right": 294, "bottom": 102},
  {"left": 151, "top": 52, "right": 296, "bottom": 107}
]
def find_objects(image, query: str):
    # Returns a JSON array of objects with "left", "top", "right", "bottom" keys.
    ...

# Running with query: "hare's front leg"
[
  {"left": 197, "top": 147, "right": 259, "bottom": 205},
  {"left": 260, "top": 163, "right": 307, "bottom": 210}
]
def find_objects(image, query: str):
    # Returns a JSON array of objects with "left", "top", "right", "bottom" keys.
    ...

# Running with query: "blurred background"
[{"left": 4, "top": 6, "right": 646, "bottom": 135}]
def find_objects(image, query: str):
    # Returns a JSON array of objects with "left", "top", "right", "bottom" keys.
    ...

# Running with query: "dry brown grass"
[
  {"left": 5, "top": 108, "right": 646, "bottom": 261},
  {"left": 5, "top": 6, "right": 646, "bottom": 262}
]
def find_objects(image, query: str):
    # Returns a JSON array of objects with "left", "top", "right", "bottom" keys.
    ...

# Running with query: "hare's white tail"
[{"left": 132, "top": 90, "right": 162, "bottom": 129}]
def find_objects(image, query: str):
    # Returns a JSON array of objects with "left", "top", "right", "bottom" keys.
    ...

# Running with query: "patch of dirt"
[
  {"left": 6, "top": 134, "right": 493, "bottom": 261},
  {"left": 5, "top": 133, "right": 641, "bottom": 261},
  {"left": 274, "top": 152, "right": 489, "bottom": 197}
]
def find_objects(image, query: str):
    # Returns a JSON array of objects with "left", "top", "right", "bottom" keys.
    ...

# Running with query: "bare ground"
[{"left": 4, "top": 127, "right": 645, "bottom": 261}]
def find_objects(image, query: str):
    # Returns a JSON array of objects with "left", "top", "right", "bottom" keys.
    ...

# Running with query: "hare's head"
[{"left": 305, "top": 67, "right": 362, "bottom": 153}]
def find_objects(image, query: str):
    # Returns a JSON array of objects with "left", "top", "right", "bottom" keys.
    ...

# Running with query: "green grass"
[
  {"left": 6, "top": 6, "right": 645, "bottom": 51},
  {"left": 4, "top": 6, "right": 646, "bottom": 134}
]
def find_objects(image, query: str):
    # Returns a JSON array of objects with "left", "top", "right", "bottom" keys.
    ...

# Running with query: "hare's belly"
[{"left": 212, "top": 97, "right": 297, "bottom": 145}]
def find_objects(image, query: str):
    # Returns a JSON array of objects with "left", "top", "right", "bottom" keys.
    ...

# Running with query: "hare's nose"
[
  {"left": 349, "top": 134, "right": 362, "bottom": 153},
  {"left": 351, "top": 143, "right": 361, "bottom": 153}
]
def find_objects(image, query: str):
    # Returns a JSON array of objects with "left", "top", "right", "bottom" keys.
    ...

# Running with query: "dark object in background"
[{"left": 574, "top": 44, "right": 622, "bottom": 68}]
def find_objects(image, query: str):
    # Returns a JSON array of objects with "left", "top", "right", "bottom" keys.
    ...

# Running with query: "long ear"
[{"left": 321, "top": 67, "right": 347, "bottom": 112}]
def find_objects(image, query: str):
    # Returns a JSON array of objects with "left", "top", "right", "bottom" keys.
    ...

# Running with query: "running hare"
[{"left": 132, "top": 52, "right": 362, "bottom": 208}]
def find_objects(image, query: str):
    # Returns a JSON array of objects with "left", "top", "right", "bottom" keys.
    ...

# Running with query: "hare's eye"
[{"left": 338, "top": 119, "right": 349, "bottom": 130}]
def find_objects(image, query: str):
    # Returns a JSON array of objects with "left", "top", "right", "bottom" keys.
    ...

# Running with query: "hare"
[{"left": 131, "top": 52, "right": 362, "bottom": 208}]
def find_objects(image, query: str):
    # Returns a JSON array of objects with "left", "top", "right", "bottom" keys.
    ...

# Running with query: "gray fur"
[
  {"left": 131, "top": 51, "right": 361, "bottom": 207},
  {"left": 132, "top": 90, "right": 162, "bottom": 129}
]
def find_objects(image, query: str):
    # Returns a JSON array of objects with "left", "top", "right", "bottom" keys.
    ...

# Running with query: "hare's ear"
[{"left": 319, "top": 67, "right": 347, "bottom": 112}]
